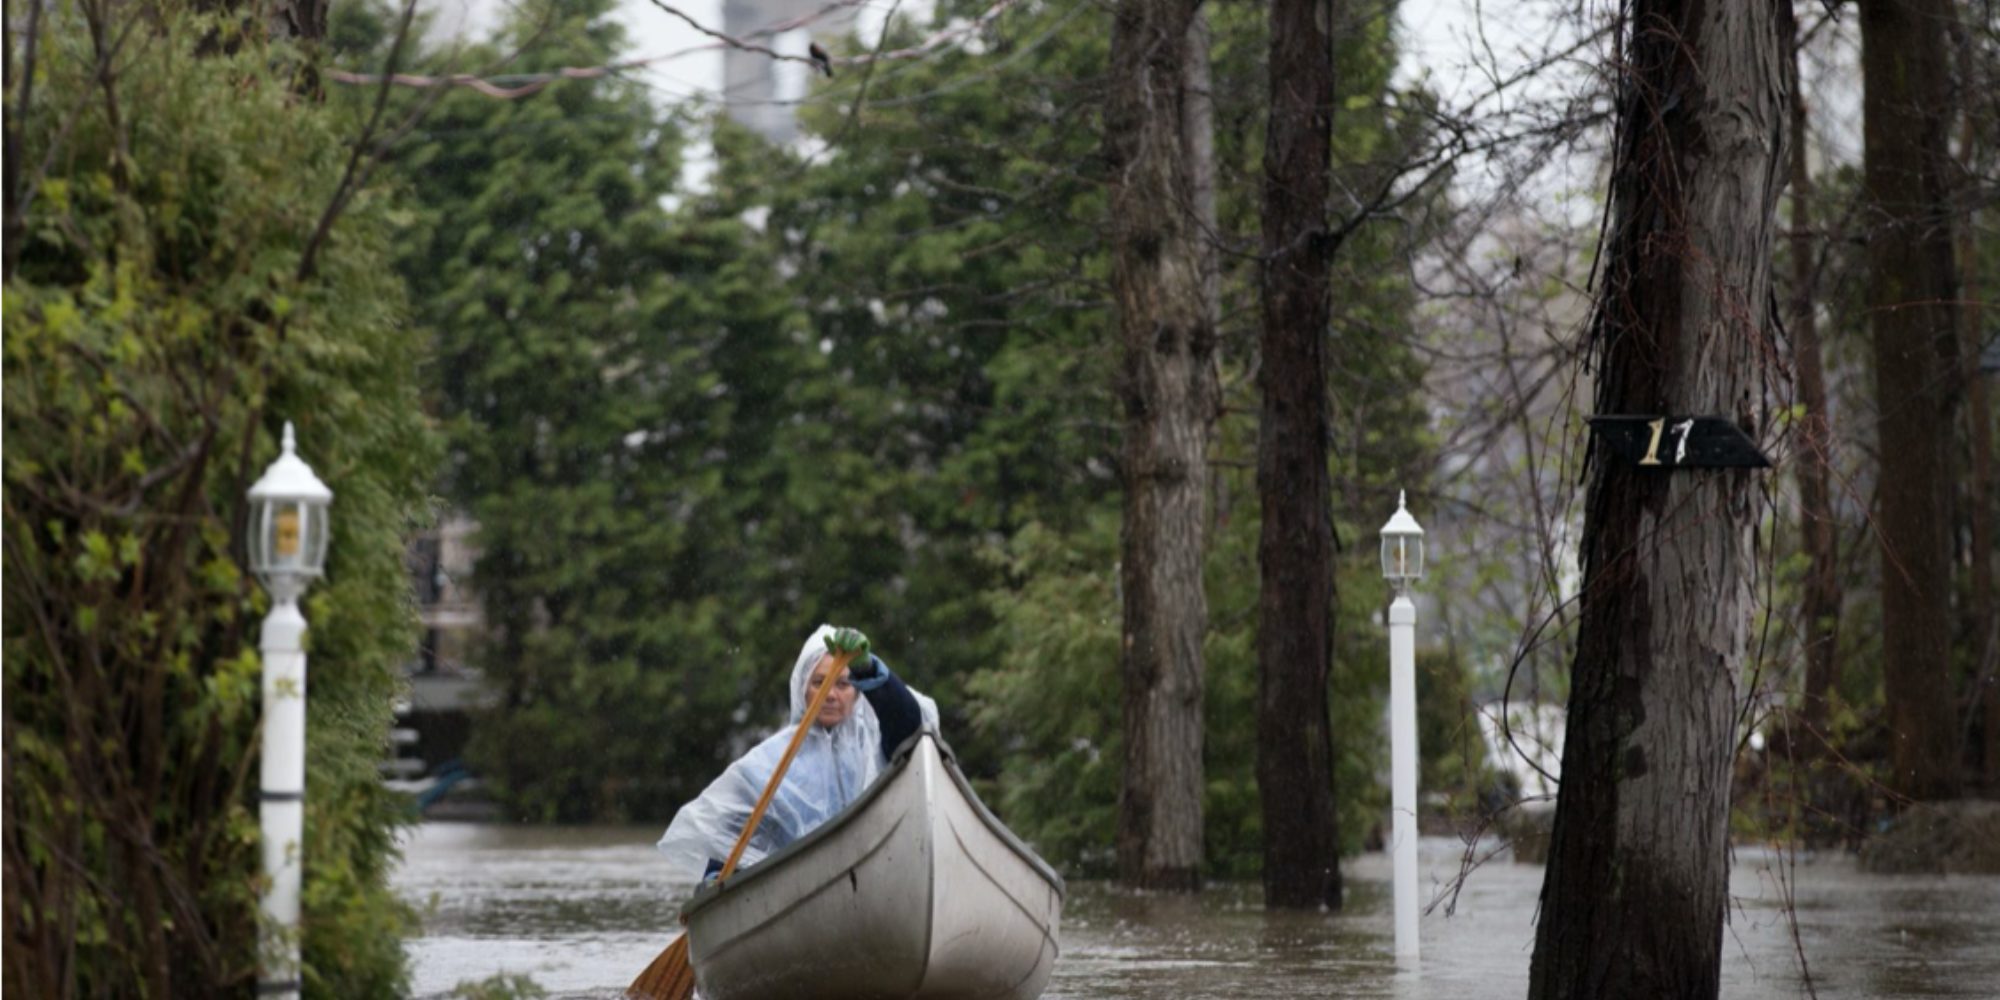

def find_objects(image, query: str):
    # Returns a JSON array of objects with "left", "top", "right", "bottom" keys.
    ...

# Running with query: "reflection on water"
[{"left": 393, "top": 823, "right": 2000, "bottom": 999}]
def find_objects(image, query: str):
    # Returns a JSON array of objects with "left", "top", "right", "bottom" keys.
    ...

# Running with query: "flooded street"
[{"left": 394, "top": 823, "right": 2000, "bottom": 999}]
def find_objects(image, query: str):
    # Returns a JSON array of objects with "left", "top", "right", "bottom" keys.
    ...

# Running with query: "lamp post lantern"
[
  {"left": 1380, "top": 490, "right": 1424, "bottom": 965},
  {"left": 246, "top": 422, "right": 331, "bottom": 1000}
]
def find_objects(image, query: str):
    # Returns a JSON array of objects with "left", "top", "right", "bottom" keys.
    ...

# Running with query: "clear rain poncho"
[{"left": 655, "top": 625, "right": 940, "bottom": 880}]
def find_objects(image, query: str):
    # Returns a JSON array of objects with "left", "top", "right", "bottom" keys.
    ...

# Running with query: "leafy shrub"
[{"left": 4, "top": 5, "right": 434, "bottom": 994}]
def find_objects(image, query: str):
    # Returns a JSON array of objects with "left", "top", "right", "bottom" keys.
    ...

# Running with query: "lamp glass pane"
[
  {"left": 275, "top": 504, "right": 302, "bottom": 559},
  {"left": 249, "top": 500, "right": 271, "bottom": 575},
  {"left": 277, "top": 501, "right": 308, "bottom": 573},
  {"left": 1381, "top": 532, "right": 1424, "bottom": 581},
  {"left": 304, "top": 502, "right": 330, "bottom": 574}
]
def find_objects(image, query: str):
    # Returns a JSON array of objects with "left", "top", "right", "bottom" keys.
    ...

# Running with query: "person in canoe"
[{"left": 655, "top": 624, "right": 938, "bottom": 881}]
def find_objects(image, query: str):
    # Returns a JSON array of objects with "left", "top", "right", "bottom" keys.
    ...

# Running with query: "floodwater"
[{"left": 394, "top": 823, "right": 2000, "bottom": 999}]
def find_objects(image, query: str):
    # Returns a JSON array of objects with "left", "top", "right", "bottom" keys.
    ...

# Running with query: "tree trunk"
[
  {"left": 1526, "top": 2, "right": 1788, "bottom": 997},
  {"left": 242, "top": 0, "right": 327, "bottom": 42},
  {"left": 2, "top": 0, "right": 39, "bottom": 282},
  {"left": 1106, "top": 0, "right": 1215, "bottom": 893},
  {"left": 1953, "top": 3, "right": 1999, "bottom": 796},
  {"left": 1965, "top": 217, "right": 1997, "bottom": 794},
  {"left": 1787, "top": 30, "right": 1842, "bottom": 751},
  {"left": 1185, "top": 11, "right": 1218, "bottom": 331},
  {"left": 1255, "top": 0, "right": 1341, "bottom": 911},
  {"left": 1861, "top": 0, "right": 1962, "bottom": 803}
]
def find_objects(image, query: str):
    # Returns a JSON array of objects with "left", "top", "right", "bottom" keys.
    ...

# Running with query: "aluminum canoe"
[{"left": 681, "top": 731, "right": 1065, "bottom": 1000}]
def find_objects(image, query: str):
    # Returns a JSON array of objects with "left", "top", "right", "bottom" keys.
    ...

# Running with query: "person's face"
[{"left": 808, "top": 655, "right": 857, "bottom": 728}]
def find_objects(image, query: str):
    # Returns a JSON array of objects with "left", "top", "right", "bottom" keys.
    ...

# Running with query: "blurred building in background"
[
  {"left": 390, "top": 516, "right": 489, "bottom": 810},
  {"left": 417, "top": 0, "right": 855, "bottom": 144}
]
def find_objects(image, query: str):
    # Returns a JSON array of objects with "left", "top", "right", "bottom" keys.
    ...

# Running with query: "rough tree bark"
[
  {"left": 1526, "top": 2, "right": 1788, "bottom": 997},
  {"left": 190, "top": 0, "right": 326, "bottom": 42},
  {"left": 1105, "top": 0, "right": 1215, "bottom": 892},
  {"left": 1861, "top": 0, "right": 1963, "bottom": 803},
  {"left": 1255, "top": 0, "right": 1342, "bottom": 911},
  {"left": 1185, "top": 10, "right": 1218, "bottom": 329},
  {"left": 1786, "top": 30, "right": 1841, "bottom": 749}
]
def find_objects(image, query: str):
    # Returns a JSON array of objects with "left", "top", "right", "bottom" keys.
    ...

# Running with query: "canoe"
[{"left": 681, "top": 731, "right": 1065, "bottom": 1000}]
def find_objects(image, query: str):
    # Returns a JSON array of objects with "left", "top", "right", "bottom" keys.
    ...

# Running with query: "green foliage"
[
  {"left": 760, "top": 0, "right": 1120, "bottom": 728},
  {"left": 4, "top": 4, "right": 432, "bottom": 995},
  {"left": 1415, "top": 647, "right": 1501, "bottom": 819},
  {"left": 375, "top": 0, "right": 865, "bottom": 820},
  {"left": 450, "top": 972, "right": 549, "bottom": 999},
  {"left": 966, "top": 517, "right": 1123, "bottom": 872}
]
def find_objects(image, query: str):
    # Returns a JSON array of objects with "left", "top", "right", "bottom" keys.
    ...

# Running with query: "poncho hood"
[{"left": 655, "top": 625, "right": 938, "bottom": 880}]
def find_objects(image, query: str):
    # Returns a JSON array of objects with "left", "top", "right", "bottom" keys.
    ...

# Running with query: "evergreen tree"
[{"left": 386, "top": 0, "right": 838, "bottom": 820}]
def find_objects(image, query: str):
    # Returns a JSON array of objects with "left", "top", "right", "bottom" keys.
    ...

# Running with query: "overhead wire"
[
  {"left": 388, "top": 0, "right": 1086, "bottom": 143},
  {"left": 328, "top": 0, "right": 1025, "bottom": 102}
]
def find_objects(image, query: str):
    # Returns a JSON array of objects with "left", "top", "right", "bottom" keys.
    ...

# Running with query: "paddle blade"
[{"left": 626, "top": 934, "right": 696, "bottom": 1000}]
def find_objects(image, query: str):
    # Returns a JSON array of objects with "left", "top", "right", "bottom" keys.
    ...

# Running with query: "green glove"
[{"left": 825, "top": 627, "right": 870, "bottom": 660}]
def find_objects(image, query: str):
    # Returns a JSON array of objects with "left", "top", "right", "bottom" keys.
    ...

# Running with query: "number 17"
[{"left": 1639, "top": 418, "right": 1696, "bottom": 466}]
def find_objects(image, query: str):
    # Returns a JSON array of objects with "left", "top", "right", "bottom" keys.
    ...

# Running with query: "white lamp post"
[
  {"left": 1380, "top": 490, "right": 1424, "bottom": 965},
  {"left": 246, "top": 422, "right": 332, "bottom": 1000}
]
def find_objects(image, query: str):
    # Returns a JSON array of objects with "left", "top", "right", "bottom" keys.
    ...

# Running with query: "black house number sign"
[{"left": 1587, "top": 415, "right": 1771, "bottom": 469}]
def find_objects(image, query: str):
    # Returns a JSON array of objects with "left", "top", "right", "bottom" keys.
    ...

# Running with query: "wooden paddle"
[{"left": 626, "top": 646, "right": 863, "bottom": 1000}]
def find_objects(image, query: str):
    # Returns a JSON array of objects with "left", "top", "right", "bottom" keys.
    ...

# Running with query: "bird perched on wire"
[{"left": 807, "top": 41, "right": 835, "bottom": 78}]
